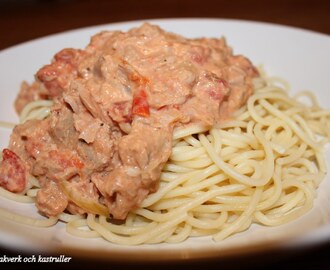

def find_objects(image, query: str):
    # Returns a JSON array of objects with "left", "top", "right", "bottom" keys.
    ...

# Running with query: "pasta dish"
[{"left": 0, "top": 23, "right": 329, "bottom": 245}]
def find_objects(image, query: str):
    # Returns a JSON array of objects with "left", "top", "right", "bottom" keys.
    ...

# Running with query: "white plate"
[{"left": 0, "top": 18, "right": 330, "bottom": 261}]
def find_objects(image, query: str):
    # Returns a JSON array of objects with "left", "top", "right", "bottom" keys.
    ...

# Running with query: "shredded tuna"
[{"left": 4, "top": 23, "right": 259, "bottom": 219}]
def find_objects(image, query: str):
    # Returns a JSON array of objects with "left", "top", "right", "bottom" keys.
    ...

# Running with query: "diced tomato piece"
[
  {"left": 36, "top": 49, "right": 82, "bottom": 98},
  {"left": 48, "top": 150, "right": 84, "bottom": 170},
  {"left": 132, "top": 89, "right": 150, "bottom": 117},
  {"left": 0, "top": 149, "right": 26, "bottom": 193},
  {"left": 108, "top": 101, "right": 132, "bottom": 123},
  {"left": 36, "top": 64, "right": 64, "bottom": 97},
  {"left": 54, "top": 48, "right": 80, "bottom": 64}
]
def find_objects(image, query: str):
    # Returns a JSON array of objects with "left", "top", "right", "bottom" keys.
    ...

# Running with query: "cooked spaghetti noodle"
[{"left": 0, "top": 75, "right": 329, "bottom": 245}]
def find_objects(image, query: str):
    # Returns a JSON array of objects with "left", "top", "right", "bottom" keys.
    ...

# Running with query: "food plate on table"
[{"left": 0, "top": 18, "right": 330, "bottom": 261}]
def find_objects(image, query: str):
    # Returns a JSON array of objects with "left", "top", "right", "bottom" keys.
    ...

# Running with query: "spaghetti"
[{"left": 0, "top": 75, "right": 329, "bottom": 245}]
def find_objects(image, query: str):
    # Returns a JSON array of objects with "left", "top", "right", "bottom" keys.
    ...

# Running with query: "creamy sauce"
[{"left": 1, "top": 23, "right": 258, "bottom": 219}]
